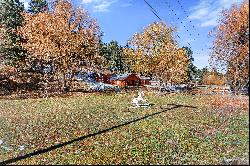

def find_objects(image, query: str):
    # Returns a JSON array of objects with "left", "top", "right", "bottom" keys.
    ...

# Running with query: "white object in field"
[
  {"left": 0, "top": 139, "right": 3, "bottom": 145},
  {"left": 19, "top": 145, "right": 25, "bottom": 151},
  {"left": 131, "top": 91, "right": 145, "bottom": 107}
]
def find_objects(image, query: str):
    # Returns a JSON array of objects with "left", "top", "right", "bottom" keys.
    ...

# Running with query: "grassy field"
[{"left": 0, "top": 92, "right": 249, "bottom": 165}]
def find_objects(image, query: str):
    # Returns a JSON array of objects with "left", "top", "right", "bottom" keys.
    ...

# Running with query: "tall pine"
[
  {"left": 28, "top": 0, "right": 48, "bottom": 14},
  {"left": 0, "top": 0, "right": 26, "bottom": 66},
  {"left": 182, "top": 46, "right": 198, "bottom": 82},
  {"left": 100, "top": 41, "right": 126, "bottom": 73}
]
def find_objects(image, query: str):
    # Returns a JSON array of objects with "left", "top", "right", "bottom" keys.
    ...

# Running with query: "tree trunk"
[
  {"left": 57, "top": 72, "right": 66, "bottom": 93},
  {"left": 62, "top": 74, "right": 67, "bottom": 93}
]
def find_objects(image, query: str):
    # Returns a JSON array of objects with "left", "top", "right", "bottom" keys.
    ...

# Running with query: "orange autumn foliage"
[
  {"left": 124, "top": 22, "right": 189, "bottom": 84},
  {"left": 209, "top": 0, "right": 249, "bottom": 92},
  {"left": 18, "top": 0, "right": 102, "bottom": 90},
  {"left": 202, "top": 71, "right": 225, "bottom": 86}
]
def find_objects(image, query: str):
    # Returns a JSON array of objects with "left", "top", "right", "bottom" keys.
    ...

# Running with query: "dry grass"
[{"left": 0, "top": 93, "right": 248, "bottom": 165}]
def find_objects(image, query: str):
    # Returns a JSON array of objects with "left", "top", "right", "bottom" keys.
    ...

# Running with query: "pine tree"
[
  {"left": 100, "top": 41, "right": 126, "bottom": 73},
  {"left": 0, "top": 0, "right": 26, "bottom": 66},
  {"left": 182, "top": 46, "right": 198, "bottom": 82},
  {"left": 28, "top": 0, "right": 48, "bottom": 14}
]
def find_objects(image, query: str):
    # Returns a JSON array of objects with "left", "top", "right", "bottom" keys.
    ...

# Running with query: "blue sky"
[{"left": 20, "top": 0, "right": 243, "bottom": 69}]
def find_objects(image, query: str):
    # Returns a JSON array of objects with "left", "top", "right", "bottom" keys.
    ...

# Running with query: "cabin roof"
[
  {"left": 139, "top": 76, "right": 151, "bottom": 80},
  {"left": 110, "top": 73, "right": 139, "bottom": 81}
]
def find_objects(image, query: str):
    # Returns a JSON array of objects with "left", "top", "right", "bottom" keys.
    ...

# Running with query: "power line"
[
  {"left": 143, "top": 0, "right": 162, "bottom": 21},
  {"left": 172, "top": 0, "right": 211, "bottom": 51},
  {"left": 163, "top": 0, "right": 211, "bottom": 55},
  {"left": 176, "top": 0, "right": 200, "bottom": 37},
  {"left": 142, "top": 0, "right": 192, "bottom": 49}
]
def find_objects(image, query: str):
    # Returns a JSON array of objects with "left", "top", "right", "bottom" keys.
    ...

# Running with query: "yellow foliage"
[
  {"left": 124, "top": 22, "right": 189, "bottom": 84},
  {"left": 18, "top": 0, "right": 102, "bottom": 75},
  {"left": 209, "top": 0, "right": 249, "bottom": 90},
  {"left": 202, "top": 72, "right": 225, "bottom": 86}
]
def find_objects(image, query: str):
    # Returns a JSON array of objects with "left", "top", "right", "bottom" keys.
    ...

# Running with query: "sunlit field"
[{"left": 0, "top": 92, "right": 248, "bottom": 165}]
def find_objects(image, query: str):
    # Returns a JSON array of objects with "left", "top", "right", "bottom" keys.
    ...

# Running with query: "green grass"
[{"left": 0, "top": 92, "right": 249, "bottom": 164}]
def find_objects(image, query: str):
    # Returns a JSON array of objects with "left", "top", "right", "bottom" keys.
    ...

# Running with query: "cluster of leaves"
[
  {"left": 123, "top": 22, "right": 189, "bottom": 84},
  {"left": 24, "top": 2, "right": 99, "bottom": 63},
  {"left": 0, "top": 93, "right": 248, "bottom": 164},
  {"left": 209, "top": 0, "right": 249, "bottom": 93},
  {"left": 202, "top": 69, "right": 226, "bottom": 86}
]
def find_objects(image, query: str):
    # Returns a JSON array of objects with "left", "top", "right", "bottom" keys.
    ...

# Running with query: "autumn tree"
[
  {"left": 202, "top": 69, "right": 225, "bottom": 86},
  {"left": 28, "top": 0, "right": 48, "bottom": 14},
  {"left": 124, "top": 22, "right": 189, "bottom": 84},
  {"left": 0, "top": 0, "right": 26, "bottom": 66},
  {"left": 18, "top": 0, "right": 102, "bottom": 91},
  {"left": 209, "top": 0, "right": 249, "bottom": 94}
]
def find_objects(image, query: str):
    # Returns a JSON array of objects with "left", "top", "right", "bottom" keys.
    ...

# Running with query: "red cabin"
[{"left": 110, "top": 73, "right": 141, "bottom": 87}]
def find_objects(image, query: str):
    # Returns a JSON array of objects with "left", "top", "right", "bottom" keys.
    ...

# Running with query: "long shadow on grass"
[{"left": 0, "top": 104, "right": 197, "bottom": 165}]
